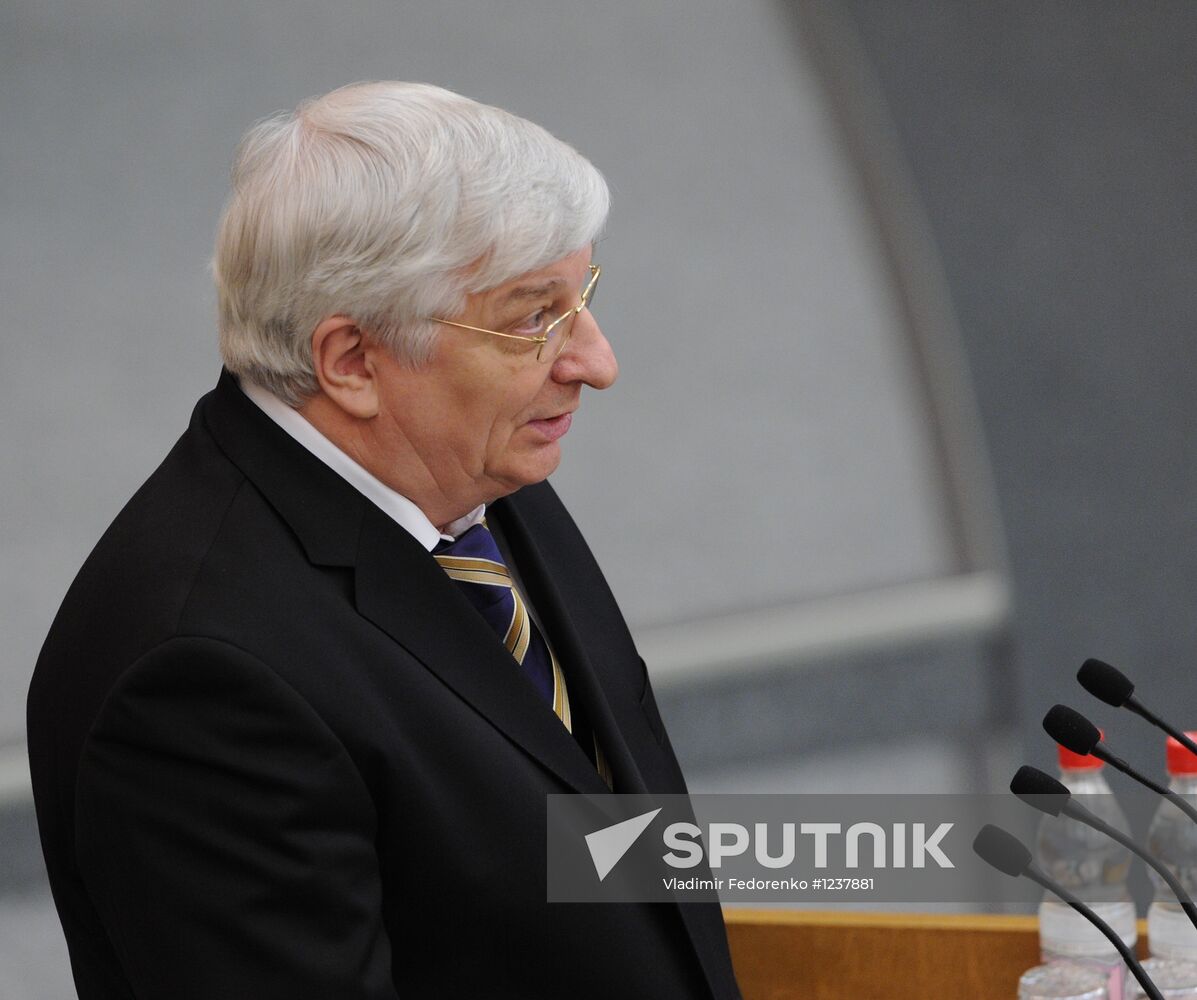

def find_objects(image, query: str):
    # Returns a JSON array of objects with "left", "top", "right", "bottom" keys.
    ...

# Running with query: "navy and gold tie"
[{"left": 434, "top": 523, "right": 612, "bottom": 787}]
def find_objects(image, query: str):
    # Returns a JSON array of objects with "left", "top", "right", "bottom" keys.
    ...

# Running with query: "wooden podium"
[{"left": 725, "top": 909, "right": 1048, "bottom": 999}]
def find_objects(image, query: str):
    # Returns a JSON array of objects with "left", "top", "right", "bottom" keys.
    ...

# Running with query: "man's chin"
[{"left": 497, "top": 445, "right": 563, "bottom": 493}]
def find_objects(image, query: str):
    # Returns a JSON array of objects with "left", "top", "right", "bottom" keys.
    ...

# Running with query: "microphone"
[
  {"left": 973, "top": 824, "right": 1164, "bottom": 1000},
  {"left": 973, "top": 823, "right": 1033, "bottom": 877},
  {"left": 1011, "top": 765, "right": 1197, "bottom": 934},
  {"left": 1078, "top": 659, "right": 1197, "bottom": 759},
  {"left": 1043, "top": 704, "right": 1197, "bottom": 827}
]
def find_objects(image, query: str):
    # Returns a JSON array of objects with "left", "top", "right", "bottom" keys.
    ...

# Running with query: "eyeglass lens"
[{"left": 540, "top": 268, "right": 599, "bottom": 360}]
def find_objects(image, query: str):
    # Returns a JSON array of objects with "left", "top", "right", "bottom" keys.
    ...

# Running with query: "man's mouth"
[{"left": 526, "top": 412, "right": 573, "bottom": 441}]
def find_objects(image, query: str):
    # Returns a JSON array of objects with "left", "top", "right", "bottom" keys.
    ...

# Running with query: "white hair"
[{"left": 213, "top": 81, "right": 611, "bottom": 405}]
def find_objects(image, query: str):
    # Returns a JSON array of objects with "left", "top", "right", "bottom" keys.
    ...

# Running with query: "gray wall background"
[
  {"left": 839, "top": 0, "right": 1197, "bottom": 840},
  {"left": 1, "top": 0, "right": 974, "bottom": 750},
  {"left": 4, "top": 0, "right": 1197, "bottom": 995}
]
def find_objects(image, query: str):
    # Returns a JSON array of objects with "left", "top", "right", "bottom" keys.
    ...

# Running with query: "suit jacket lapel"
[
  {"left": 488, "top": 495, "right": 650, "bottom": 796},
  {"left": 202, "top": 372, "right": 608, "bottom": 795},
  {"left": 352, "top": 504, "right": 610, "bottom": 794},
  {"left": 494, "top": 488, "right": 741, "bottom": 1000}
]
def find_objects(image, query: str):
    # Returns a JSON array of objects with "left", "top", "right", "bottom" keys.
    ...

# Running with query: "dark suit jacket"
[{"left": 27, "top": 371, "right": 740, "bottom": 1000}]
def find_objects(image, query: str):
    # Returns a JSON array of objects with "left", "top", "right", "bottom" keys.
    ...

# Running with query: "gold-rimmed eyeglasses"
[{"left": 430, "top": 264, "right": 601, "bottom": 362}]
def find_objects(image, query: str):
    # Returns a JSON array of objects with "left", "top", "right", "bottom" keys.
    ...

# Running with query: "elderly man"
[{"left": 27, "top": 82, "right": 740, "bottom": 999}]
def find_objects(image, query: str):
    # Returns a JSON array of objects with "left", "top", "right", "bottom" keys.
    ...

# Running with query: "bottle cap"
[
  {"left": 1058, "top": 733, "right": 1104, "bottom": 771},
  {"left": 1166, "top": 734, "right": 1197, "bottom": 775}
]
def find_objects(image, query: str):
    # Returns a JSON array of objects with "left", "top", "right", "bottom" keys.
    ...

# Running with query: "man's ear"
[{"left": 309, "top": 316, "right": 380, "bottom": 419}]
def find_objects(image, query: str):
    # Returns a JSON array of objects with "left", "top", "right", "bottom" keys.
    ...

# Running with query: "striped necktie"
[{"left": 434, "top": 523, "right": 612, "bottom": 787}]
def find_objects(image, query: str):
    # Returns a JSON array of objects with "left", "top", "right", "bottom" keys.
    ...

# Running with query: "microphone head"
[
  {"left": 1010, "top": 765, "right": 1070, "bottom": 816},
  {"left": 1043, "top": 704, "right": 1102, "bottom": 757},
  {"left": 1078, "top": 658, "right": 1135, "bottom": 707},
  {"left": 973, "top": 824, "right": 1033, "bottom": 878}
]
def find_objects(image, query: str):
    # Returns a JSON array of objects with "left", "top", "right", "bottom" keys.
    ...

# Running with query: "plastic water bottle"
[
  {"left": 1147, "top": 734, "right": 1197, "bottom": 961},
  {"left": 1126, "top": 958, "right": 1197, "bottom": 999},
  {"left": 1038, "top": 740, "right": 1137, "bottom": 1000}
]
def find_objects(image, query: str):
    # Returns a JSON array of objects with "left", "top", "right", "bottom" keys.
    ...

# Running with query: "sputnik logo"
[{"left": 584, "top": 808, "right": 662, "bottom": 881}]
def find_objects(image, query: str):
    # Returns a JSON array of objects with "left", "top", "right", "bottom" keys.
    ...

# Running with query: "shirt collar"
[{"left": 238, "top": 379, "right": 485, "bottom": 551}]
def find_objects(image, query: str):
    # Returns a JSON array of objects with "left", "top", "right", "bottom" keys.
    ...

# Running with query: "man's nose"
[{"left": 552, "top": 308, "right": 618, "bottom": 389}]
